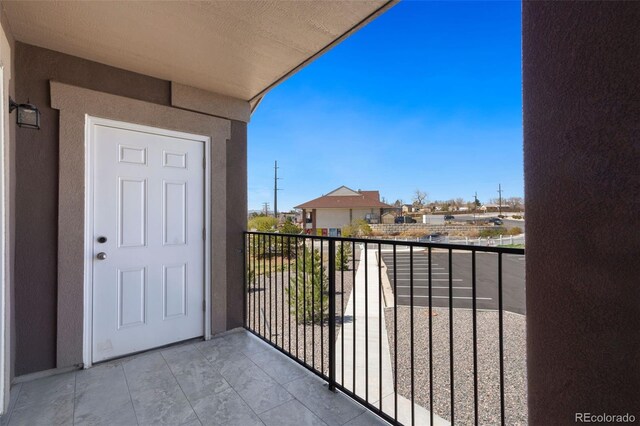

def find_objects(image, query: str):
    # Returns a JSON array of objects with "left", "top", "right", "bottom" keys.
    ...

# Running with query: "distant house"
[
  {"left": 381, "top": 212, "right": 396, "bottom": 224},
  {"left": 401, "top": 204, "right": 415, "bottom": 214},
  {"left": 483, "top": 203, "right": 510, "bottom": 213},
  {"left": 295, "top": 186, "right": 393, "bottom": 236}
]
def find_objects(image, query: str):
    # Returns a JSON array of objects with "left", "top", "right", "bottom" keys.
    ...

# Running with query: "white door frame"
[
  {"left": 0, "top": 65, "right": 7, "bottom": 413},
  {"left": 82, "top": 116, "right": 212, "bottom": 368}
]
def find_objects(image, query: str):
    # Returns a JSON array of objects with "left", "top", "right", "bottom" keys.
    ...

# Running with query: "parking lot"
[{"left": 381, "top": 249, "right": 526, "bottom": 314}]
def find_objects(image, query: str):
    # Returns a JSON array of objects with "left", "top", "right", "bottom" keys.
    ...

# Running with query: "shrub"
[
  {"left": 278, "top": 218, "right": 303, "bottom": 258},
  {"left": 335, "top": 242, "right": 352, "bottom": 271},
  {"left": 279, "top": 217, "right": 301, "bottom": 234},
  {"left": 478, "top": 227, "right": 506, "bottom": 238},
  {"left": 342, "top": 219, "right": 372, "bottom": 237},
  {"left": 508, "top": 226, "right": 523, "bottom": 235},
  {"left": 248, "top": 216, "right": 278, "bottom": 232},
  {"left": 287, "top": 248, "right": 328, "bottom": 324}
]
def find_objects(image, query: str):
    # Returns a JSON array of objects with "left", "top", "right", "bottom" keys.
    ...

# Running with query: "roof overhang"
[{"left": 3, "top": 0, "right": 396, "bottom": 108}]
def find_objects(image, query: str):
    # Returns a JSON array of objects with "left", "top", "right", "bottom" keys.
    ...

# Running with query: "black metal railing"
[{"left": 244, "top": 231, "right": 526, "bottom": 425}]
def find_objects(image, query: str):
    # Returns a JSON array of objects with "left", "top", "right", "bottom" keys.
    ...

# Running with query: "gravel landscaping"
[
  {"left": 385, "top": 306, "right": 527, "bottom": 425},
  {"left": 246, "top": 241, "right": 527, "bottom": 426},
  {"left": 246, "top": 245, "right": 360, "bottom": 375}
]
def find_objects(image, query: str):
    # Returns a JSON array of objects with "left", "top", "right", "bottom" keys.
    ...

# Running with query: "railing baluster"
[
  {"left": 312, "top": 238, "right": 315, "bottom": 370},
  {"left": 393, "top": 244, "right": 398, "bottom": 424},
  {"left": 353, "top": 241, "right": 357, "bottom": 395},
  {"left": 281, "top": 235, "right": 285, "bottom": 352},
  {"left": 269, "top": 234, "right": 273, "bottom": 343},
  {"left": 498, "top": 252, "right": 505, "bottom": 426},
  {"left": 341, "top": 240, "right": 345, "bottom": 388},
  {"left": 449, "top": 248, "right": 455, "bottom": 424},
  {"left": 321, "top": 240, "right": 325, "bottom": 375},
  {"left": 243, "top": 233, "right": 247, "bottom": 328},
  {"left": 364, "top": 242, "right": 369, "bottom": 403},
  {"left": 275, "top": 235, "right": 278, "bottom": 347},
  {"left": 253, "top": 235, "right": 257, "bottom": 332},
  {"left": 328, "top": 239, "right": 336, "bottom": 391},
  {"left": 378, "top": 242, "right": 383, "bottom": 412},
  {"left": 288, "top": 236, "right": 291, "bottom": 355},
  {"left": 248, "top": 234, "right": 251, "bottom": 330},
  {"left": 428, "top": 246, "right": 434, "bottom": 426},
  {"left": 410, "top": 245, "right": 415, "bottom": 426},
  {"left": 303, "top": 238, "right": 307, "bottom": 365},
  {"left": 262, "top": 234, "right": 266, "bottom": 338},
  {"left": 472, "top": 249, "right": 479, "bottom": 425}
]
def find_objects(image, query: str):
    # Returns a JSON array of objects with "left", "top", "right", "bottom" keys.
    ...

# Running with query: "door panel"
[
  {"left": 92, "top": 122, "right": 205, "bottom": 362},
  {"left": 118, "top": 178, "right": 147, "bottom": 248}
]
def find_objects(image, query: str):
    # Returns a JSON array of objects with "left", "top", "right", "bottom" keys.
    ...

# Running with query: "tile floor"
[{"left": 0, "top": 330, "right": 388, "bottom": 426}]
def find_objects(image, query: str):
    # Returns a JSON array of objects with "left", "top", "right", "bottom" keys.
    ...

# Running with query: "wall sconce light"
[{"left": 9, "top": 97, "right": 40, "bottom": 130}]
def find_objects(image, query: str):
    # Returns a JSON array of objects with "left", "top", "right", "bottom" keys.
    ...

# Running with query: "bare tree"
[
  {"left": 393, "top": 199, "right": 404, "bottom": 208},
  {"left": 507, "top": 196, "right": 524, "bottom": 210},
  {"left": 412, "top": 190, "right": 428, "bottom": 208}
]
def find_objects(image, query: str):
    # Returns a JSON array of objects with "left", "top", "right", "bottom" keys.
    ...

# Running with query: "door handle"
[{"left": 96, "top": 252, "right": 107, "bottom": 260}]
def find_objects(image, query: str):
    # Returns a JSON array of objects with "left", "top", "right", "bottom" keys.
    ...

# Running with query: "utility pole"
[
  {"left": 497, "top": 184, "right": 503, "bottom": 216},
  {"left": 262, "top": 202, "right": 269, "bottom": 216},
  {"left": 473, "top": 191, "right": 479, "bottom": 223},
  {"left": 274, "top": 161, "right": 282, "bottom": 218}
]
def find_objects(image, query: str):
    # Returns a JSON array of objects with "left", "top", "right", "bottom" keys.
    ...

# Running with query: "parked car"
[
  {"left": 444, "top": 214, "right": 455, "bottom": 220},
  {"left": 488, "top": 217, "right": 504, "bottom": 225},
  {"left": 395, "top": 216, "right": 416, "bottom": 224}
]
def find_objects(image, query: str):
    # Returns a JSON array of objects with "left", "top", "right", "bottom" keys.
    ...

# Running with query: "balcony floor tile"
[{"left": 1, "top": 330, "right": 388, "bottom": 426}]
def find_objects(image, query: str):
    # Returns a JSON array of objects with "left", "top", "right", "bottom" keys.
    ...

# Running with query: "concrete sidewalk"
[{"left": 336, "top": 245, "right": 449, "bottom": 426}]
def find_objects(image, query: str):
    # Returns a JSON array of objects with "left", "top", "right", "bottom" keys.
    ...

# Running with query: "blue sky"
[{"left": 248, "top": 1, "right": 522, "bottom": 212}]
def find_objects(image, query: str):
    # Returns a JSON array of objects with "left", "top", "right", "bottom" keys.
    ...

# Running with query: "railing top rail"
[{"left": 244, "top": 231, "right": 525, "bottom": 255}]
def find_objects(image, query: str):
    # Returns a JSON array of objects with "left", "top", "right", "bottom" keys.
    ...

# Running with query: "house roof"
[
  {"left": 3, "top": 1, "right": 396, "bottom": 107},
  {"left": 295, "top": 187, "right": 392, "bottom": 209}
]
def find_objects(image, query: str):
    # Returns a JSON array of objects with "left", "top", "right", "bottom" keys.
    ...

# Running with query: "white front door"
[{"left": 91, "top": 120, "right": 205, "bottom": 363}]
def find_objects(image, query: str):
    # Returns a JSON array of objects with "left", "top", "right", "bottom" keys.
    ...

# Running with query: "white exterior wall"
[
  {"left": 315, "top": 209, "right": 350, "bottom": 229},
  {"left": 422, "top": 215, "right": 445, "bottom": 225},
  {"left": 351, "top": 208, "right": 375, "bottom": 223},
  {"left": 327, "top": 187, "right": 360, "bottom": 196},
  {"left": 314, "top": 208, "right": 378, "bottom": 230}
]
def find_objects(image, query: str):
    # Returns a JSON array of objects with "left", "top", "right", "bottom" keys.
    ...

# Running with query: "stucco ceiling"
[{"left": 3, "top": 1, "right": 393, "bottom": 102}]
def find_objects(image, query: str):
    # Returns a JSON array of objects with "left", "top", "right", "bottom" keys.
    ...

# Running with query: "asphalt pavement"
[
  {"left": 448, "top": 213, "right": 525, "bottom": 230},
  {"left": 380, "top": 249, "right": 526, "bottom": 314}
]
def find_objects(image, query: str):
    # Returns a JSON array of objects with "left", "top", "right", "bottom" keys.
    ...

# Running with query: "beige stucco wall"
[
  {"left": 51, "top": 82, "right": 233, "bottom": 368},
  {"left": 13, "top": 43, "right": 248, "bottom": 375}
]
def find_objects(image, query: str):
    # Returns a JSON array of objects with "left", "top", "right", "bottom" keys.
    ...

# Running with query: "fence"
[
  {"left": 244, "top": 231, "right": 526, "bottom": 425},
  {"left": 387, "top": 234, "right": 526, "bottom": 247}
]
